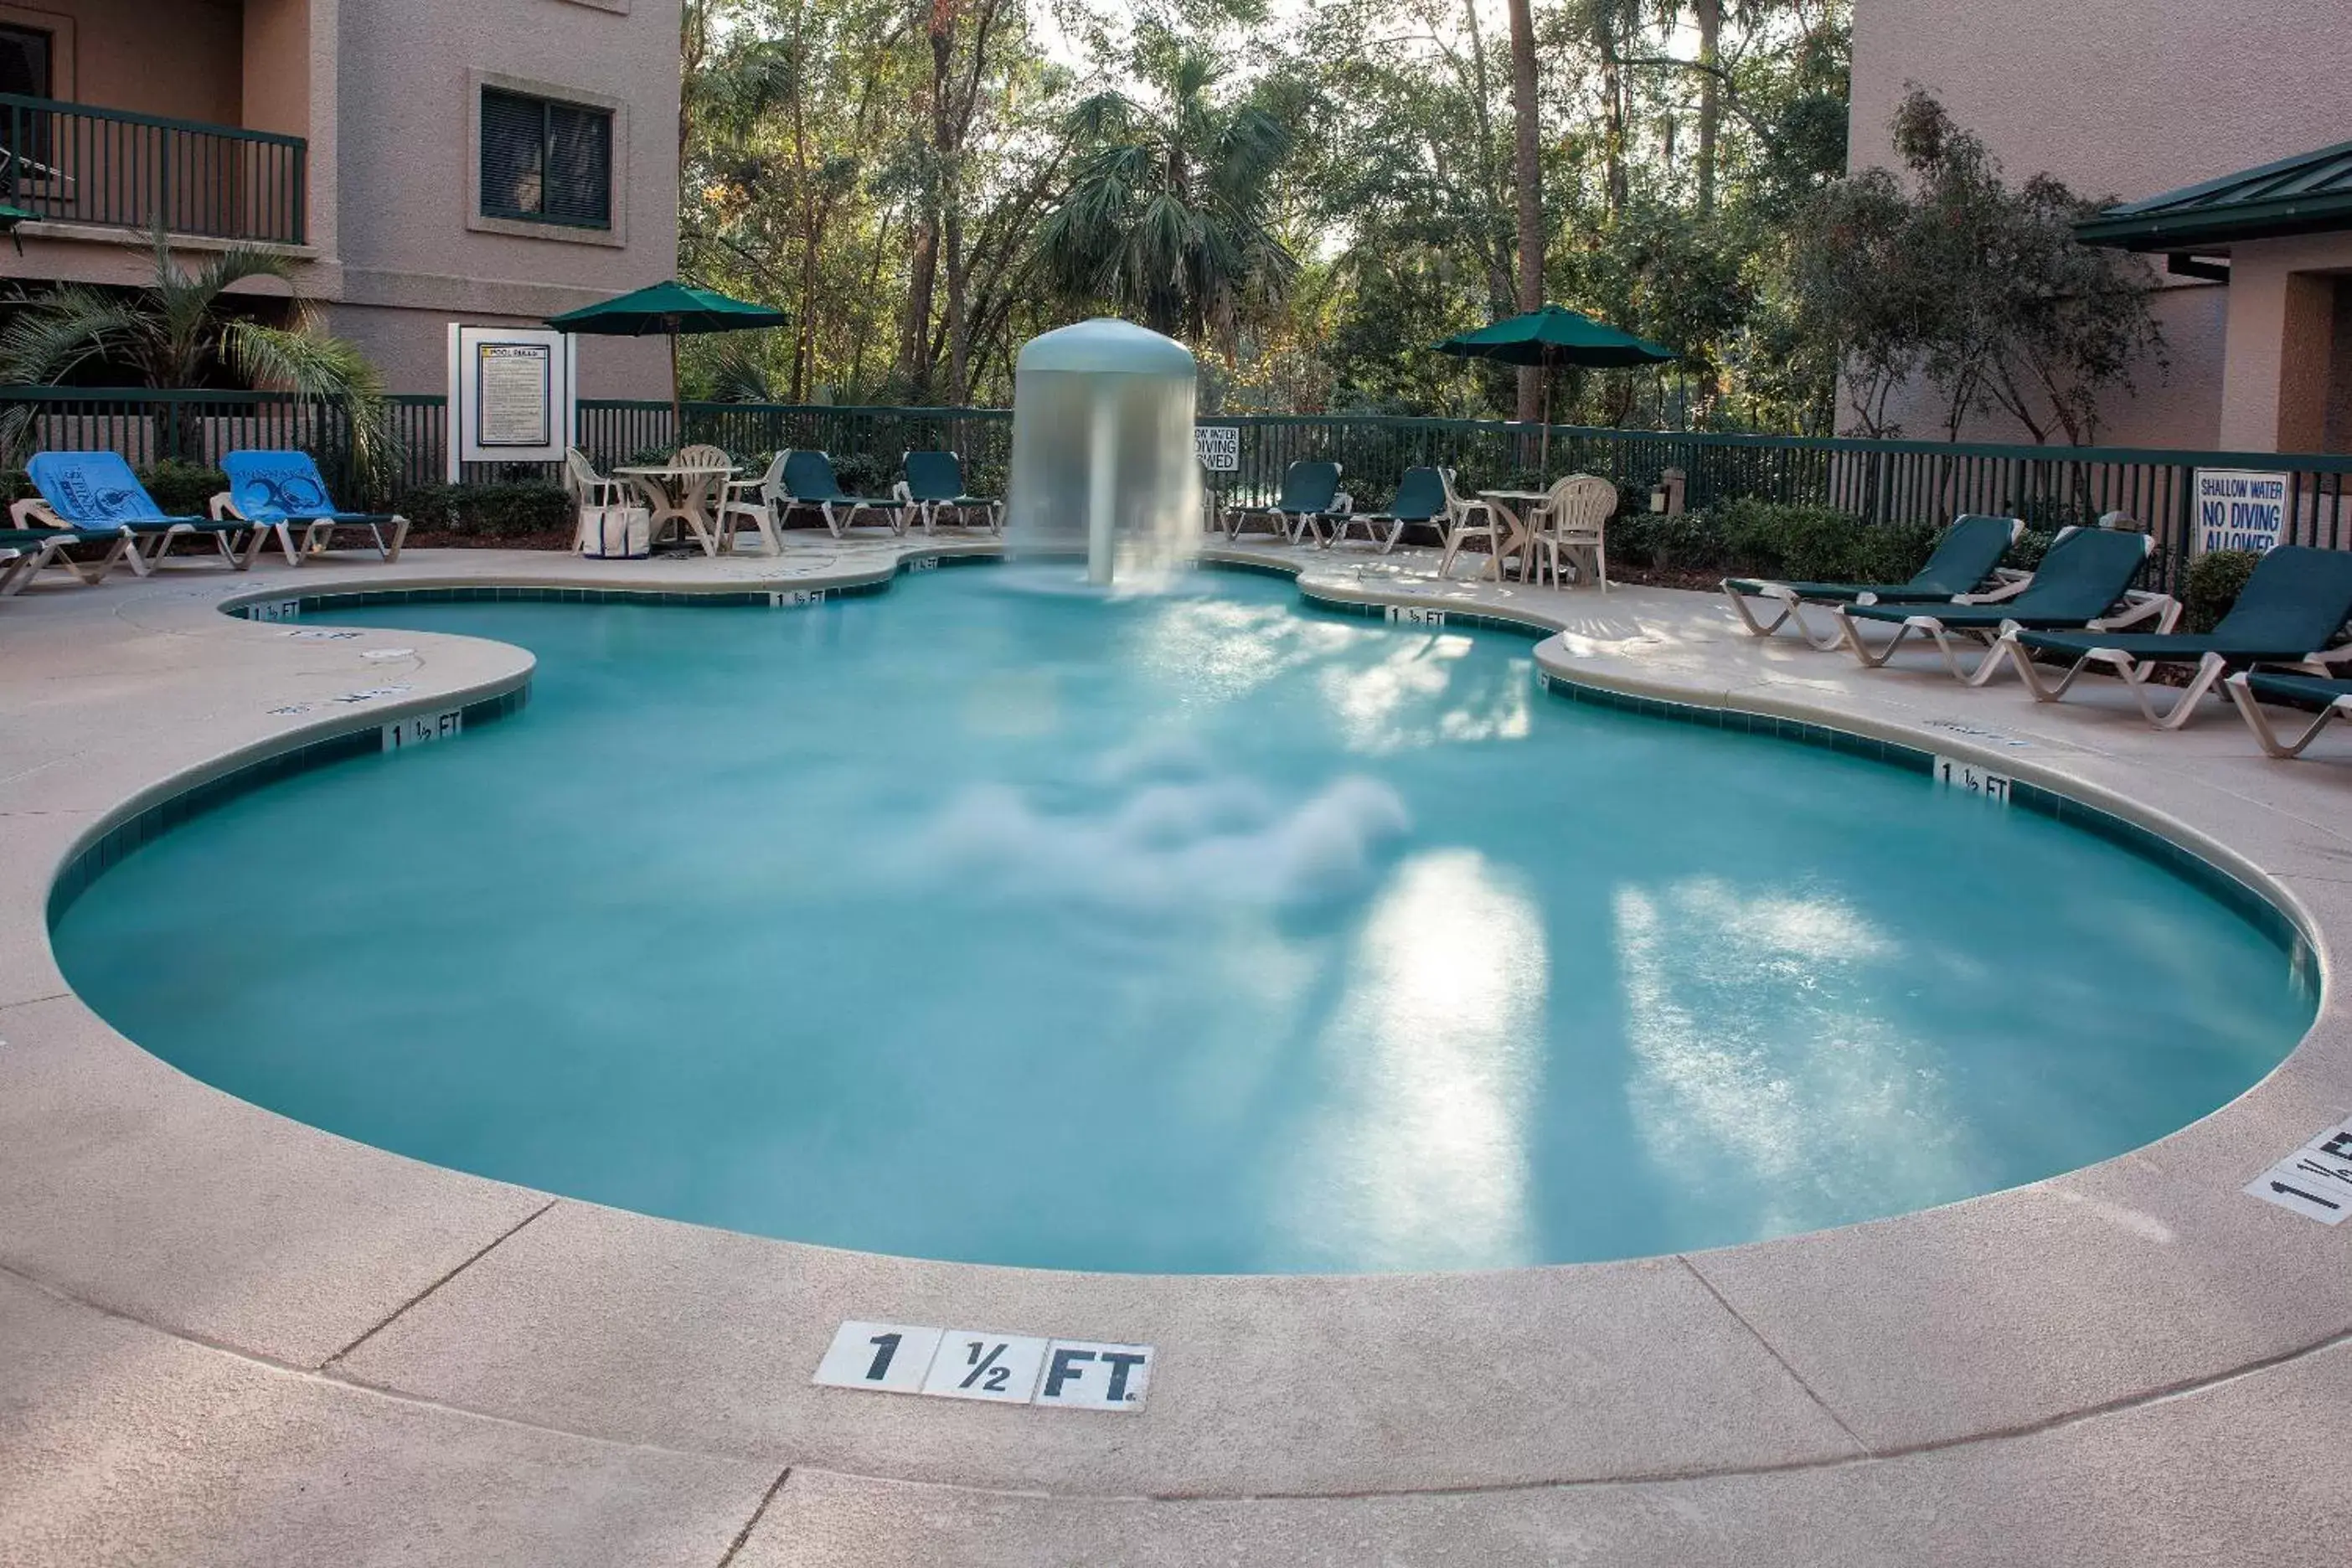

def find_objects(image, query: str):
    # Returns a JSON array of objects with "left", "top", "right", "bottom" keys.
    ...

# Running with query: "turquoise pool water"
[{"left": 53, "top": 566, "right": 2312, "bottom": 1273}]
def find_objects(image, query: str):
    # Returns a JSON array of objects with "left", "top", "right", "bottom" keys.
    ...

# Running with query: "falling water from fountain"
[{"left": 1003, "top": 318, "right": 1202, "bottom": 586}]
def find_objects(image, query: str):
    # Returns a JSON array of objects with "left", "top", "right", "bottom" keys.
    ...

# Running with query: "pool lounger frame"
[
  {"left": 1831, "top": 589, "right": 2175, "bottom": 684},
  {"left": 2001, "top": 641, "right": 2344, "bottom": 730},
  {"left": 2226, "top": 669, "right": 2352, "bottom": 758},
  {"left": 0, "top": 524, "right": 137, "bottom": 594},
  {"left": 1724, "top": 572, "right": 2023, "bottom": 652}
]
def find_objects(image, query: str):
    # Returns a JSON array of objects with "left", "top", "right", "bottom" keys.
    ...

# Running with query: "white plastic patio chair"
[
  {"left": 1530, "top": 474, "right": 1617, "bottom": 591},
  {"left": 714, "top": 451, "right": 787, "bottom": 555},
  {"left": 1434, "top": 469, "right": 1499, "bottom": 580}
]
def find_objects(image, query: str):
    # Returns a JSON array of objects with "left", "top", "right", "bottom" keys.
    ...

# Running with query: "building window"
[
  {"left": 0, "top": 24, "right": 55, "bottom": 169},
  {"left": 480, "top": 88, "right": 611, "bottom": 229},
  {"left": 0, "top": 24, "right": 51, "bottom": 98}
]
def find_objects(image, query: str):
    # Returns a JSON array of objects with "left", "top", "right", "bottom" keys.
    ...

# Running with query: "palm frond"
[{"left": 224, "top": 317, "right": 395, "bottom": 482}]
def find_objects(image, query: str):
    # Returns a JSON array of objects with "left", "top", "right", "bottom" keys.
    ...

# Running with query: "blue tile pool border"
[{"left": 45, "top": 684, "right": 530, "bottom": 928}]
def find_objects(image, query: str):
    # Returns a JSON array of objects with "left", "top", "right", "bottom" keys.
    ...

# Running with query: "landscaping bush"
[
  {"left": 828, "top": 451, "right": 895, "bottom": 497},
  {"left": 1611, "top": 509, "right": 1729, "bottom": 574},
  {"left": 1607, "top": 498, "right": 1965, "bottom": 589},
  {"left": 392, "top": 482, "right": 574, "bottom": 540},
  {"left": 139, "top": 459, "right": 230, "bottom": 516},
  {"left": 2183, "top": 549, "right": 2262, "bottom": 635}
]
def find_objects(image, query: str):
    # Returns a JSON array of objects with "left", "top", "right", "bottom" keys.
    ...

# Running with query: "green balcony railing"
[{"left": 0, "top": 93, "right": 305, "bottom": 245}]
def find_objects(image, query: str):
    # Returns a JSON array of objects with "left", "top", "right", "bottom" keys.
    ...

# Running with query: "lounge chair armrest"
[
  {"left": 9, "top": 496, "right": 57, "bottom": 529},
  {"left": 1332, "top": 491, "right": 1354, "bottom": 514},
  {"left": 893, "top": 480, "right": 914, "bottom": 504},
  {"left": 1957, "top": 574, "right": 2033, "bottom": 605},
  {"left": 2296, "top": 642, "right": 2352, "bottom": 672},
  {"left": 209, "top": 490, "right": 241, "bottom": 522},
  {"left": 2086, "top": 591, "right": 2177, "bottom": 632}
]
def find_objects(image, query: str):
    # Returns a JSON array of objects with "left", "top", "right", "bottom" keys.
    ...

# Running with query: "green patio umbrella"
[
  {"left": 546, "top": 279, "right": 789, "bottom": 446},
  {"left": 1435, "top": 305, "right": 1676, "bottom": 472}
]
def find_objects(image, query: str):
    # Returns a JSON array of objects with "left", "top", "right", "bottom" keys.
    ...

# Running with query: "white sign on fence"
[
  {"left": 2192, "top": 468, "right": 2289, "bottom": 555},
  {"left": 1195, "top": 426, "right": 1240, "bottom": 472},
  {"left": 447, "top": 325, "right": 576, "bottom": 478}
]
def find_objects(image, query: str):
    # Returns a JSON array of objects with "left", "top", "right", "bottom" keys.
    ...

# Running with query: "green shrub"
[
  {"left": 829, "top": 451, "right": 895, "bottom": 496},
  {"left": 2183, "top": 549, "right": 2261, "bottom": 635},
  {"left": 393, "top": 482, "right": 573, "bottom": 539},
  {"left": 1726, "top": 498, "right": 1923, "bottom": 581},
  {"left": 1611, "top": 510, "right": 1728, "bottom": 573},
  {"left": 139, "top": 459, "right": 230, "bottom": 516}
]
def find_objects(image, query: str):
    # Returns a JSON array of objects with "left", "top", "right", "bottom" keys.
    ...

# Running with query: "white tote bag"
[{"left": 579, "top": 505, "right": 652, "bottom": 560}]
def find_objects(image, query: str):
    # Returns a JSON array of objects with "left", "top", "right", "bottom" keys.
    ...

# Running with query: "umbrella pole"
[
  {"left": 669, "top": 333, "right": 682, "bottom": 450},
  {"left": 1539, "top": 356, "right": 1553, "bottom": 477}
]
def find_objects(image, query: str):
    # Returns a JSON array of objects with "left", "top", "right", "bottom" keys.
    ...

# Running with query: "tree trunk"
[
  {"left": 1507, "top": 0, "right": 1543, "bottom": 423},
  {"left": 1694, "top": 0, "right": 1721, "bottom": 216},
  {"left": 896, "top": 0, "right": 960, "bottom": 397},
  {"left": 1462, "top": 0, "right": 1514, "bottom": 317},
  {"left": 1595, "top": 7, "right": 1627, "bottom": 218}
]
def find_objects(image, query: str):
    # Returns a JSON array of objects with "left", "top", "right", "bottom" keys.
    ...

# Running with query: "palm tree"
[
  {"left": 1030, "top": 47, "right": 1297, "bottom": 351},
  {"left": 0, "top": 227, "right": 391, "bottom": 476}
]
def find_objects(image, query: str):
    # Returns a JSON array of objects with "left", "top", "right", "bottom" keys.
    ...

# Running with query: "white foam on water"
[{"left": 907, "top": 771, "right": 1412, "bottom": 912}]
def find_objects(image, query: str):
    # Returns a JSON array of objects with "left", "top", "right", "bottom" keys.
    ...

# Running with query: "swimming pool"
[{"left": 50, "top": 565, "right": 2313, "bottom": 1273}]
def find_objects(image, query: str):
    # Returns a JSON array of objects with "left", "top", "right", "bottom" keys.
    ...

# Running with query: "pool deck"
[{"left": 2, "top": 533, "right": 2348, "bottom": 1565}]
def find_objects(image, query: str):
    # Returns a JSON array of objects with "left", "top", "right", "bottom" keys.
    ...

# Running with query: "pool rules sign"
[{"left": 814, "top": 1320, "right": 1153, "bottom": 1411}]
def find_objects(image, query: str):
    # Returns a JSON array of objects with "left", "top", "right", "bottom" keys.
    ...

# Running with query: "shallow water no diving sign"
[
  {"left": 813, "top": 1319, "right": 1153, "bottom": 1411},
  {"left": 2245, "top": 1119, "right": 2352, "bottom": 1224}
]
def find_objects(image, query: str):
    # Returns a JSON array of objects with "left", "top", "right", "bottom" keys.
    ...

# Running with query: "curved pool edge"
[{"left": 3, "top": 539, "right": 2350, "bottom": 1532}]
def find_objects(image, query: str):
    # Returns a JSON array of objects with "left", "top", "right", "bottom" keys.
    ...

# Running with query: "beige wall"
[
  {"left": 240, "top": 0, "right": 308, "bottom": 138},
  {"left": 2, "top": 0, "right": 678, "bottom": 405},
  {"left": 324, "top": 302, "right": 669, "bottom": 402},
  {"left": 335, "top": 0, "right": 683, "bottom": 395},
  {"left": 0, "top": 0, "right": 244, "bottom": 123},
  {"left": 1849, "top": 0, "right": 2352, "bottom": 451},
  {"left": 2216, "top": 235, "right": 2352, "bottom": 455}
]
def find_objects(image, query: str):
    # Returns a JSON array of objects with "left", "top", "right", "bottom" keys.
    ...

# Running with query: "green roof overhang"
[{"left": 2074, "top": 138, "right": 2352, "bottom": 254}]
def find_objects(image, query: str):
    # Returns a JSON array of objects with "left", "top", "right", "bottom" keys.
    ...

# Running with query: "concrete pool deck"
[{"left": 0, "top": 534, "right": 2346, "bottom": 1565}]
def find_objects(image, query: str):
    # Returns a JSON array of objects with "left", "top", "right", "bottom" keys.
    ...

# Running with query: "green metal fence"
[{"left": 8, "top": 389, "right": 2352, "bottom": 592}]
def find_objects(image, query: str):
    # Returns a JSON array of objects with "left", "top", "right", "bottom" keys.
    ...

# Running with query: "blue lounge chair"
[
  {"left": 1834, "top": 524, "right": 2169, "bottom": 683},
  {"left": 778, "top": 450, "right": 910, "bottom": 538},
  {"left": 217, "top": 450, "right": 409, "bottom": 565},
  {"left": 2226, "top": 670, "right": 2352, "bottom": 758},
  {"left": 1330, "top": 467, "right": 1449, "bottom": 554},
  {"left": 14, "top": 451, "right": 261, "bottom": 581},
  {"left": 1223, "top": 460, "right": 1347, "bottom": 545},
  {"left": 2000, "top": 545, "right": 2352, "bottom": 728},
  {"left": 1723, "top": 513, "right": 2024, "bottom": 648},
  {"left": 897, "top": 450, "right": 1001, "bottom": 536}
]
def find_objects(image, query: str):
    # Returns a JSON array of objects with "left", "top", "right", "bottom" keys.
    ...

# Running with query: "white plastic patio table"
[
  {"left": 1476, "top": 488, "right": 1552, "bottom": 582},
  {"left": 615, "top": 463, "right": 739, "bottom": 556}
]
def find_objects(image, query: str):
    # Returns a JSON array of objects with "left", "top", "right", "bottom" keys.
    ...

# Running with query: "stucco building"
[
  {"left": 0, "top": 0, "right": 679, "bottom": 397},
  {"left": 1848, "top": 0, "right": 2352, "bottom": 453}
]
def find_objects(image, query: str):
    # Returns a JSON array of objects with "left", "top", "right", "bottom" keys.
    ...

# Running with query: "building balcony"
[{"left": 0, "top": 92, "right": 305, "bottom": 248}]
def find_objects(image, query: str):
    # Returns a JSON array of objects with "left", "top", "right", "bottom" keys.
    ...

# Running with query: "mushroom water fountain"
[{"left": 1003, "top": 317, "right": 1202, "bottom": 586}]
